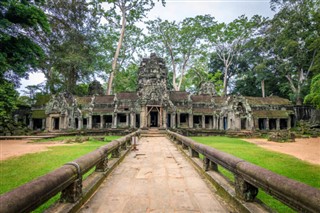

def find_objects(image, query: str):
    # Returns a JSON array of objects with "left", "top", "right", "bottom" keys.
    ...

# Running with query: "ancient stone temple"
[{"left": 34, "top": 53, "right": 295, "bottom": 132}]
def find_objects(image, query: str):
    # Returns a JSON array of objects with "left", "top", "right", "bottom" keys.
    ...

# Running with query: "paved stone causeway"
[{"left": 79, "top": 137, "right": 231, "bottom": 213}]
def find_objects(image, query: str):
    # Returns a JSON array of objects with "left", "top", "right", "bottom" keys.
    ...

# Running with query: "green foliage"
[
  {"left": 74, "top": 83, "right": 89, "bottom": 96},
  {"left": 0, "top": 0, "right": 49, "bottom": 84},
  {"left": 304, "top": 74, "right": 320, "bottom": 109},
  {"left": 191, "top": 136, "right": 320, "bottom": 212},
  {"left": 113, "top": 63, "right": 138, "bottom": 93},
  {"left": 0, "top": 80, "right": 18, "bottom": 120}
]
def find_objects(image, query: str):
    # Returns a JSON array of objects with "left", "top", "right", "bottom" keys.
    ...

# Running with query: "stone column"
[
  {"left": 29, "top": 119, "right": 34, "bottom": 130},
  {"left": 78, "top": 118, "right": 82, "bottom": 130},
  {"left": 177, "top": 113, "right": 181, "bottom": 128},
  {"left": 266, "top": 118, "right": 269, "bottom": 130},
  {"left": 126, "top": 113, "right": 129, "bottom": 127},
  {"left": 42, "top": 119, "right": 46, "bottom": 130},
  {"left": 130, "top": 113, "right": 135, "bottom": 128},
  {"left": 202, "top": 115, "right": 206, "bottom": 129},
  {"left": 172, "top": 113, "right": 176, "bottom": 128},
  {"left": 189, "top": 113, "right": 193, "bottom": 128},
  {"left": 100, "top": 115, "right": 104, "bottom": 129},
  {"left": 219, "top": 117, "right": 224, "bottom": 130},
  {"left": 287, "top": 117, "right": 291, "bottom": 130},
  {"left": 213, "top": 115, "right": 216, "bottom": 129},
  {"left": 140, "top": 107, "right": 146, "bottom": 128},
  {"left": 112, "top": 113, "right": 117, "bottom": 128},
  {"left": 163, "top": 109, "right": 167, "bottom": 128},
  {"left": 276, "top": 118, "right": 280, "bottom": 130},
  {"left": 88, "top": 116, "right": 92, "bottom": 129}
]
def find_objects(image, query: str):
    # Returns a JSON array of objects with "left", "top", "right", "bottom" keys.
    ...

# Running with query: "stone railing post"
[
  {"left": 111, "top": 147, "right": 120, "bottom": 158},
  {"left": 96, "top": 156, "right": 108, "bottom": 172},
  {"left": 60, "top": 162, "right": 82, "bottom": 203},
  {"left": 203, "top": 157, "right": 218, "bottom": 172},
  {"left": 189, "top": 147, "right": 199, "bottom": 158},
  {"left": 235, "top": 175, "right": 258, "bottom": 202}
]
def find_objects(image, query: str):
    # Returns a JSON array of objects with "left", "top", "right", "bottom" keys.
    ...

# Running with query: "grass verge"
[
  {"left": 191, "top": 136, "right": 320, "bottom": 213},
  {"left": 0, "top": 136, "right": 121, "bottom": 212}
]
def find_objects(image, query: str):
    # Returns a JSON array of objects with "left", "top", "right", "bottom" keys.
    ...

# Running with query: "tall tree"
[
  {"left": 146, "top": 15, "right": 215, "bottom": 91},
  {"left": 266, "top": 0, "right": 319, "bottom": 105},
  {"left": 102, "top": 0, "right": 165, "bottom": 95},
  {"left": 0, "top": 0, "right": 50, "bottom": 84},
  {"left": 43, "top": 0, "right": 99, "bottom": 94},
  {"left": 0, "top": 0, "right": 49, "bottom": 121},
  {"left": 208, "top": 15, "right": 265, "bottom": 96}
]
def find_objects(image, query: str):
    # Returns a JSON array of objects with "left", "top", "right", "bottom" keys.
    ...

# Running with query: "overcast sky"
[{"left": 19, "top": 0, "right": 275, "bottom": 93}]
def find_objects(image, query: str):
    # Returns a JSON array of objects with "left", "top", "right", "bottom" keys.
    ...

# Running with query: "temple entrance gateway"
[{"left": 146, "top": 106, "right": 162, "bottom": 127}]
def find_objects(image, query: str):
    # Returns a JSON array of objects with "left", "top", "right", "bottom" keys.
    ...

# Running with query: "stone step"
[{"left": 140, "top": 133, "right": 166, "bottom": 137}]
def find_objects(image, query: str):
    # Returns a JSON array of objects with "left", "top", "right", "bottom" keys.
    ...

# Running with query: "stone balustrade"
[
  {"left": 0, "top": 130, "right": 140, "bottom": 213},
  {"left": 167, "top": 130, "right": 320, "bottom": 213}
]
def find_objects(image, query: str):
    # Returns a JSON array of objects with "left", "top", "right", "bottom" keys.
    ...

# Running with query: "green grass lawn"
[
  {"left": 191, "top": 136, "right": 320, "bottom": 213},
  {"left": 0, "top": 135, "right": 120, "bottom": 212}
]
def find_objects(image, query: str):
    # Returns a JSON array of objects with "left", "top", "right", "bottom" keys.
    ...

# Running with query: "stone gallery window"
[
  {"left": 119, "top": 114, "right": 127, "bottom": 123},
  {"left": 269, "top": 119, "right": 277, "bottom": 130},
  {"left": 92, "top": 115, "right": 101, "bottom": 128},
  {"left": 258, "top": 118, "right": 266, "bottom": 130},
  {"left": 280, "top": 119, "right": 288, "bottom": 129}
]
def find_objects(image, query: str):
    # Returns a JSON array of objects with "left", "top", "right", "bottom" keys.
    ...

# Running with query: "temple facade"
[{"left": 37, "top": 53, "right": 294, "bottom": 131}]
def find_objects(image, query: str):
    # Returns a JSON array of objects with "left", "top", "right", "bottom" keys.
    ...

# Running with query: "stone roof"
[
  {"left": 76, "top": 97, "right": 92, "bottom": 105},
  {"left": 245, "top": 96, "right": 292, "bottom": 106},
  {"left": 93, "top": 108, "right": 114, "bottom": 113},
  {"left": 212, "top": 96, "right": 227, "bottom": 105},
  {"left": 252, "top": 110, "right": 293, "bottom": 118},
  {"left": 95, "top": 96, "right": 114, "bottom": 104},
  {"left": 191, "top": 95, "right": 212, "bottom": 103},
  {"left": 193, "top": 108, "right": 214, "bottom": 114},
  {"left": 169, "top": 91, "right": 189, "bottom": 101},
  {"left": 117, "top": 92, "right": 138, "bottom": 101},
  {"left": 32, "top": 110, "right": 46, "bottom": 119}
]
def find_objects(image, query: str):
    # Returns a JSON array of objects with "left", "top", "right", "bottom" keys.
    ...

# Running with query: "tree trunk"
[
  {"left": 106, "top": 11, "right": 126, "bottom": 95},
  {"left": 223, "top": 66, "right": 228, "bottom": 96},
  {"left": 261, "top": 80, "right": 265, "bottom": 98}
]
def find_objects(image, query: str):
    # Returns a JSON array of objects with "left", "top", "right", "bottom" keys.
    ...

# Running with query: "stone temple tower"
[{"left": 137, "top": 53, "right": 173, "bottom": 128}]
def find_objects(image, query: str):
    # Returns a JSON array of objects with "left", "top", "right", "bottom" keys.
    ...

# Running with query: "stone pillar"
[
  {"left": 266, "top": 118, "right": 269, "bottom": 130},
  {"left": 172, "top": 113, "right": 176, "bottom": 128},
  {"left": 78, "top": 118, "right": 82, "bottom": 130},
  {"left": 29, "top": 119, "right": 34, "bottom": 130},
  {"left": 276, "top": 118, "right": 280, "bottom": 130},
  {"left": 100, "top": 115, "right": 104, "bottom": 129},
  {"left": 163, "top": 109, "right": 167, "bottom": 128},
  {"left": 189, "top": 114, "right": 193, "bottom": 128},
  {"left": 42, "top": 119, "right": 46, "bottom": 130},
  {"left": 88, "top": 116, "right": 92, "bottom": 129},
  {"left": 287, "top": 117, "right": 291, "bottom": 129},
  {"left": 112, "top": 113, "right": 117, "bottom": 128},
  {"left": 140, "top": 107, "right": 146, "bottom": 128},
  {"left": 202, "top": 115, "right": 206, "bottom": 129},
  {"left": 177, "top": 113, "right": 181, "bottom": 128},
  {"left": 130, "top": 113, "right": 135, "bottom": 128},
  {"left": 235, "top": 116, "right": 241, "bottom": 130},
  {"left": 219, "top": 117, "right": 224, "bottom": 130},
  {"left": 213, "top": 115, "right": 216, "bottom": 129},
  {"left": 126, "top": 113, "right": 129, "bottom": 127}
]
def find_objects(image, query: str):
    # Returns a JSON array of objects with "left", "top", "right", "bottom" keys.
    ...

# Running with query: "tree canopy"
[{"left": 1, "top": 0, "right": 320, "bottom": 119}]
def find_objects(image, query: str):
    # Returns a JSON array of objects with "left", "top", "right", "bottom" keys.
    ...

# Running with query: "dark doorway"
[
  {"left": 167, "top": 114, "right": 171, "bottom": 128},
  {"left": 150, "top": 111, "right": 158, "bottom": 127},
  {"left": 83, "top": 118, "right": 87, "bottom": 129},
  {"left": 53, "top": 118, "right": 59, "bottom": 130},
  {"left": 136, "top": 114, "right": 140, "bottom": 128},
  {"left": 258, "top": 118, "right": 266, "bottom": 130},
  {"left": 269, "top": 119, "right": 276, "bottom": 130},
  {"left": 92, "top": 115, "right": 101, "bottom": 128},
  {"left": 241, "top": 118, "right": 246, "bottom": 130},
  {"left": 105, "top": 115, "right": 112, "bottom": 128},
  {"left": 75, "top": 118, "right": 79, "bottom": 129},
  {"left": 33, "top": 119, "right": 43, "bottom": 130},
  {"left": 280, "top": 119, "right": 287, "bottom": 129},
  {"left": 223, "top": 117, "right": 228, "bottom": 130}
]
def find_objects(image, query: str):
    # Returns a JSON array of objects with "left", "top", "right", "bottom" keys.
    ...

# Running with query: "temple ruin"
[{"left": 29, "top": 53, "right": 295, "bottom": 132}]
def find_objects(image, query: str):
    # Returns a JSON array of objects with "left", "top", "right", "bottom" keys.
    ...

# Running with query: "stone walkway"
[{"left": 79, "top": 137, "right": 231, "bottom": 213}]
